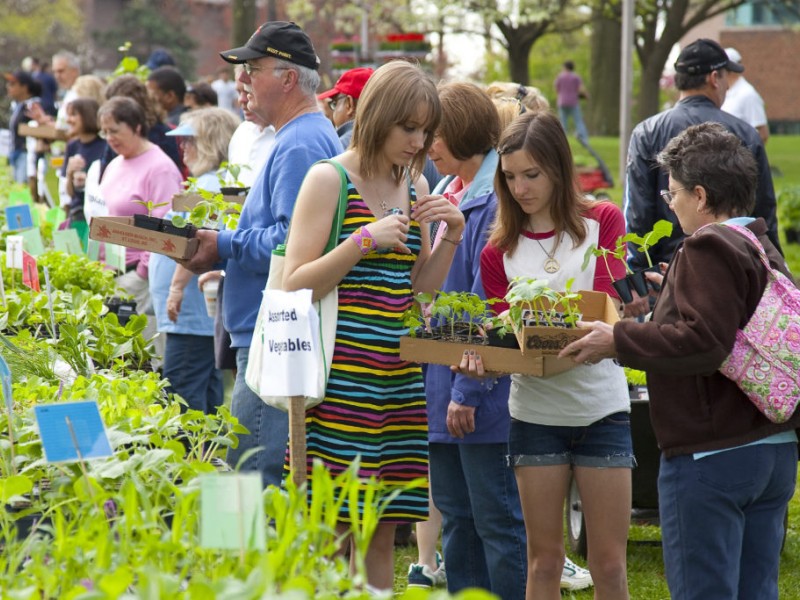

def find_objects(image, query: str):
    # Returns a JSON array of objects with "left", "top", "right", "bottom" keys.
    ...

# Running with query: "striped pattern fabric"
[{"left": 304, "top": 175, "right": 429, "bottom": 523}]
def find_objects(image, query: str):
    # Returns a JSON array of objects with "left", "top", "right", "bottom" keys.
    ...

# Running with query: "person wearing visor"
[
  {"left": 623, "top": 37, "right": 778, "bottom": 318},
  {"left": 317, "top": 67, "right": 373, "bottom": 147}
]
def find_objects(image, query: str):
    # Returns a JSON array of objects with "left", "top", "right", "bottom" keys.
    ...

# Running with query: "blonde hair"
[
  {"left": 178, "top": 108, "right": 240, "bottom": 176},
  {"left": 492, "top": 97, "right": 525, "bottom": 134},
  {"left": 350, "top": 61, "right": 440, "bottom": 183},
  {"left": 72, "top": 75, "right": 106, "bottom": 106},
  {"left": 486, "top": 81, "right": 550, "bottom": 112}
]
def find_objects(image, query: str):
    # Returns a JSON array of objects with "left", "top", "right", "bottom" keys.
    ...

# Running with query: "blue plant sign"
[
  {"left": 34, "top": 401, "right": 113, "bottom": 463},
  {"left": 0, "top": 355, "right": 12, "bottom": 413},
  {"left": 5, "top": 205, "right": 34, "bottom": 231}
]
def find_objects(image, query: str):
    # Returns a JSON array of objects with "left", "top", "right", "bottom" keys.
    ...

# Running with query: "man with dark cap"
[
  {"left": 182, "top": 21, "right": 342, "bottom": 488},
  {"left": 4, "top": 70, "right": 42, "bottom": 184},
  {"left": 623, "top": 38, "right": 779, "bottom": 317}
]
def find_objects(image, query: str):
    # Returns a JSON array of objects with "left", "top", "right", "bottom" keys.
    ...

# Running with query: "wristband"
[
  {"left": 351, "top": 226, "right": 378, "bottom": 255},
  {"left": 441, "top": 234, "right": 463, "bottom": 246}
]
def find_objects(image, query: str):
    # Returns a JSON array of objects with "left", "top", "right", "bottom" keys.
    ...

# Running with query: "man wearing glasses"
[
  {"left": 623, "top": 38, "right": 778, "bottom": 317},
  {"left": 317, "top": 67, "right": 374, "bottom": 148},
  {"left": 182, "top": 21, "right": 342, "bottom": 488}
]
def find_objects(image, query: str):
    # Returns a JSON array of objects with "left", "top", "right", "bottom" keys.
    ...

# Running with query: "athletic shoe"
[
  {"left": 561, "top": 558, "right": 593, "bottom": 591},
  {"left": 407, "top": 551, "right": 447, "bottom": 588}
]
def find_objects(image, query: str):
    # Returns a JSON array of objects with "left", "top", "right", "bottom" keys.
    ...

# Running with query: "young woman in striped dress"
[{"left": 282, "top": 60, "right": 464, "bottom": 591}]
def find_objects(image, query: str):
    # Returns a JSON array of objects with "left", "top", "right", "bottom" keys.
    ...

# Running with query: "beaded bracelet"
[{"left": 351, "top": 226, "right": 378, "bottom": 255}]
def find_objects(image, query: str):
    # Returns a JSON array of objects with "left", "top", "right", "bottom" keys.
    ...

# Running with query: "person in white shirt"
[
  {"left": 211, "top": 66, "right": 239, "bottom": 116},
  {"left": 721, "top": 47, "right": 769, "bottom": 144}
]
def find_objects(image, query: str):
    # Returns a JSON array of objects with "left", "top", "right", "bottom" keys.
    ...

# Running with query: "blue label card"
[
  {"left": 0, "top": 355, "right": 12, "bottom": 413},
  {"left": 200, "top": 473, "right": 265, "bottom": 550},
  {"left": 19, "top": 228, "right": 45, "bottom": 256},
  {"left": 34, "top": 401, "right": 113, "bottom": 463},
  {"left": 5, "top": 205, "right": 34, "bottom": 231},
  {"left": 53, "top": 229, "right": 85, "bottom": 255}
]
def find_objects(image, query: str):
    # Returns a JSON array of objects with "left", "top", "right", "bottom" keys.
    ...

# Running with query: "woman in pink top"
[{"left": 98, "top": 96, "right": 183, "bottom": 345}]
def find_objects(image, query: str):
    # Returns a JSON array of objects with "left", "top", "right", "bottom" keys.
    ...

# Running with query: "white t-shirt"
[
  {"left": 721, "top": 77, "right": 767, "bottom": 130},
  {"left": 211, "top": 79, "right": 239, "bottom": 115},
  {"left": 227, "top": 121, "right": 276, "bottom": 188},
  {"left": 480, "top": 202, "right": 630, "bottom": 426}
]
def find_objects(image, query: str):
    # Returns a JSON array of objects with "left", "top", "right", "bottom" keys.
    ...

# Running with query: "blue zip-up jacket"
[
  {"left": 425, "top": 150, "right": 512, "bottom": 444},
  {"left": 217, "top": 112, "right": 342, "bottom": 347}
]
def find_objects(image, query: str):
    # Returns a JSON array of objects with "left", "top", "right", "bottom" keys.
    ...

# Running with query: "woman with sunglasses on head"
[
  {"left": 282, "top": 60, "right": 464, "bottom": 592},
  {"left": 461, "top": 110, "right": 632, "bottom": 599}
]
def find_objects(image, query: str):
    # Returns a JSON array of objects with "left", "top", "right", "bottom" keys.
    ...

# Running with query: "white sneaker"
[
  {"left": 407, "top": 552, "right": 447, "bottom": 588},
  {"left": 561, "top": 557, "right": 593, "bottom": 591}
]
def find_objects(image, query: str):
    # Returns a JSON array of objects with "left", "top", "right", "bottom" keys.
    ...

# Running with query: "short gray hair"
[
  {"left": 53, "top": 50, "right": 81, "bottom": 70},
  {"left": 272, "top": 58, "right": 320, "bottom": 97}
]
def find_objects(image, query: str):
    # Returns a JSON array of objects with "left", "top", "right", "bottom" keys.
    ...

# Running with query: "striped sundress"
[{"left": 303, "top": 173, "right": 429, "bottom": 523}]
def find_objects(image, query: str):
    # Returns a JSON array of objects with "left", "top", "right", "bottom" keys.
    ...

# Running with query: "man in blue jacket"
[
  {"left": 183, "top": 22, "right": 342, "bottom": 487},
  {"left": 623, "top": 38, "right": 779, "bottom": 317}
]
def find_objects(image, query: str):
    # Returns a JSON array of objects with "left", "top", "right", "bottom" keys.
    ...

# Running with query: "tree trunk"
[
  {"left": 588, "top": 8, "right": 621, "bottom": 135},
  {"left": 637, "top": 55, "right": 665, "bottom": 122},
  {"left": 232, "top": 0, "right": 256, "bottom": 47},
  {"left": 504, "top": 34, "right": 536, "bottom": 85}
]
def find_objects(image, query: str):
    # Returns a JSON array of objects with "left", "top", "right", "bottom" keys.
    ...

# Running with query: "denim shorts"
[{"left": 508, "top": 412, "right": 635, "bottom": 468}]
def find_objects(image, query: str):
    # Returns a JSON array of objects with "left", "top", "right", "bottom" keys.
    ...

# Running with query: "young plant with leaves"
[
  {"left": 504, "top": 277, "right": 560, "bottom": 328},
  {"left": 624, "top": 219, "right": 674, "bottom": 268}
]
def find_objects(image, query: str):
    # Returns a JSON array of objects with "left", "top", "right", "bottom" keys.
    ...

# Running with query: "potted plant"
[
  {"left": 778, "top": 186, "right": 800, "bottom": 244},
  {"left": 623, "top": 219, "right": 673, "bottom": 295},
  {"left": 132, "top": 200, "right": 168, "bottom": 231}
]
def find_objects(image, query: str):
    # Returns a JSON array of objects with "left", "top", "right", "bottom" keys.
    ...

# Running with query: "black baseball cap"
[
  {"left": 220, "top": 21, "right": 319, "bottom": 71},
  {"left": 674, "top": 39, "right": 744, "bottom": 75}
]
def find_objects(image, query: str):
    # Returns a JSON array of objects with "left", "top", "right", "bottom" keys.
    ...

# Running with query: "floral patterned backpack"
[{"left": 718, "top": 223, "right": 800, "bottom": 423}]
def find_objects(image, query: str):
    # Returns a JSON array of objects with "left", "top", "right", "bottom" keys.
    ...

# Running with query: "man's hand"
[
  {"left": 180, "top": 229, "right": 220, "bottom": 274},
  {"left": 446, "top": 401, "right": 476, "bottom": 439}
]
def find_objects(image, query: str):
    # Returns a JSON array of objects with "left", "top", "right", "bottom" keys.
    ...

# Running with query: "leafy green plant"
[
  {"left": 624, "top": 367, "right": 647, "bottom": 387},
  {"left": 554, "top": 278, "right": 583, "bottom": 327},
  {"left": 582, "top": 236, "right": 632, "bottom": 281},
  {"left": 505, "top": 277, "right": 559, "bottom": 328},
  {"left": 624, "top": 219, "right": 673, "bottom": 268},
  {"left": 134, "top": 199, "right": 169, "bottom": 217},
  {"left": 108, "top": 41, "right": 150, "bottom": 82}
]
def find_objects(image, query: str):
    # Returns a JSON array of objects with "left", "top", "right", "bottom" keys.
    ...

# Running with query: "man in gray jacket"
[{"left": 623, "top": 38, "right": 779, "bottom": 316}]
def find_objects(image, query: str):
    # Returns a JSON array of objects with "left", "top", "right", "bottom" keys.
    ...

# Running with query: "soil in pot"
[
  {"left": 219, "top": 186, "right": 250, "bottom": 197},
  {"left": 160, "top": 222, "right": 197, "bottom": 238},
  {"left": 486, "top": 328, "right": 520, "bottom": 349}
]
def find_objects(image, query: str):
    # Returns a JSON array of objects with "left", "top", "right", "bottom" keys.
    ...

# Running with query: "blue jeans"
[
  {"left": 659, "top": 442, "right": 797, "bottom": 600},
  {"left": 162, "top": 333, "right": 223, "bottom": 415},
  {"left": 9, "top": 149, "right": 28, "bottom": 183},
  {"left": 558, "top": 105, "right": 589, "bottom": 144},
  {"left": 430, "top": 442, "right": 527, "bottom": 600},
  {"left": 226, "top": 346, "right": 289, "bottom": 488}
]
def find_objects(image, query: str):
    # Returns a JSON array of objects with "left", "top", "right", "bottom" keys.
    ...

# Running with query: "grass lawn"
[{"left": 392, "top": 135, "right": 800, "bottom": 597}]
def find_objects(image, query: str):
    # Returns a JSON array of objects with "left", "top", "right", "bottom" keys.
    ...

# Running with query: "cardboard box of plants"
[
  {"left": 18, "top": 123, "right": 68, "bottom": 141},
  {"left": 89, "top": 215, "right": 199, "bottom": 260}
]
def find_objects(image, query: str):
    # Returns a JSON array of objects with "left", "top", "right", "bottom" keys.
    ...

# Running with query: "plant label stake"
[
  {"left": 0, "top": 264, "right": 6, "bottom": 308},
  {"left": 0, "top": 356, "right": 16, "bottom": 475},
  {"left": 65, "top": 416, "right": 94, "bottom": 500},
  {"left": 6, "top": 235, "right": 23, "bottom": 290},
  {"left": 43, "top": 267, "right": 57, "bottom": 341}
]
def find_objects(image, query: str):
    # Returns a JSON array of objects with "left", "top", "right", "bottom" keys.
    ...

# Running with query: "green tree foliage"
[
  {"left": 0, "top": 0, "right": 83, "bottom": 71},
  {"left": 92, "top": 0, "right": 198, "bottom": 79}
]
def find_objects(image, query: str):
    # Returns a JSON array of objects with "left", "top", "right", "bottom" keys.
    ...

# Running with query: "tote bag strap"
[
  {"left": 275, "top": 158, "right": 349, "bottom": 257},
  {"left": 722, "top": 223, "right": 776, "bottom": 275}
]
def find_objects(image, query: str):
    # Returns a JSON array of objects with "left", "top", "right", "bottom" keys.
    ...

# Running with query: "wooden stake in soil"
[{"left": 288, "top": 395, "right": 307, "bottom": 487}]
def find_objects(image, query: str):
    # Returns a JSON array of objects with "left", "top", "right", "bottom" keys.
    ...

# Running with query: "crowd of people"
[{"left": 3, "top": 23, "right": 793, "bottom": 600}]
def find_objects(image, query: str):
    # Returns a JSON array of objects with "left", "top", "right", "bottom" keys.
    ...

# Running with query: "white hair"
[
  {"left": 53, "top": 50, "right": 81, "bottom": 71},
  {"left": 271, "top": 57, "right": 320, "bottom": 98}
]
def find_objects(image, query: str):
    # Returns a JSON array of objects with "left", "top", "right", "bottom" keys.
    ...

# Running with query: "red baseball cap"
[{"left": 318, "top": 67, "right": 374, "bottom": 100}]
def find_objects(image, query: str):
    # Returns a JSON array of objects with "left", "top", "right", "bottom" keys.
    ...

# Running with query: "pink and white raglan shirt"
[{"left": 480, "top": 201, "right": 630, "bottom": 426}]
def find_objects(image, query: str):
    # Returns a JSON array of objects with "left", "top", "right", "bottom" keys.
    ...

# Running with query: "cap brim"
[
  {"left": 219, "top": 46, "right": 265, "bottom": 64},
  {"left": 166, "top": 123, "right": 196, "bottom": 137},
  {"left": 317, "top": 87, "right": 339, "bottom": 100},
  {"left": 727, "top": 61, "right": 744, "bottom": 73}
]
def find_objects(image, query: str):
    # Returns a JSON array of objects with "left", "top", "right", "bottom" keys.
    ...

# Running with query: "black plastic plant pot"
[
  {"left": 132, "top": 214, "right": 163, "bottom": 231},
  {"left": 160, "top": 222, "right": 197, "bottom": 238},
  {"left": 486, "top": 328, "right": 520, "bottom": 349},
  {"left": 612, "top": 278, "right": 634, "bottom": 304},
  {"left": 627, "top": 271, "right": 649, "bottom": 297},
  {"left": 219, "top": 186, "right": 249, "bottom": 197},
  {"left": 644, "top": 265, "right": 662, "bottom": 292}
]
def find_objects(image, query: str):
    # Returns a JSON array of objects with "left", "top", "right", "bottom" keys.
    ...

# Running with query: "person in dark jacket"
[
  {"left": 561, "top": 122, "right": 799, "bottom": 600},
  {"left": 623, "top": 38, "right": 779, "bottom": 317}
]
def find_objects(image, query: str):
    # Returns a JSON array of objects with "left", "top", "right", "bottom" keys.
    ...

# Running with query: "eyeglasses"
[
  {"left": 327, "top": 96, "right": 344, "bottom": 111},
  {"left": 660, "top": 187, "right": 688, "bottom": 206},
  {"left": 243, "top": 63, "right": 290, "bottom": 76}
]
